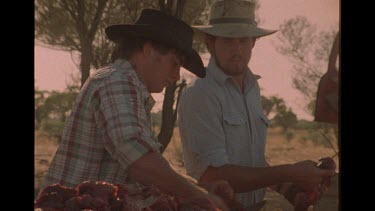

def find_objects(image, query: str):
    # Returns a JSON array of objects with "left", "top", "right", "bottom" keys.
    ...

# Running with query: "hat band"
[{"left": 209, "top": 18, "right": 257, "bottom": 25}]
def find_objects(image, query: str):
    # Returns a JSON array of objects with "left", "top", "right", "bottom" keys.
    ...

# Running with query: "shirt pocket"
[
  {"left": 223, "top": 113, "right": 249, "bottom": 161},
  {"left": 259, "top": 113, "right": 270, "bottom": 127},
  {"left": 224, "top": 113, "right": 247, "bottom": 126}
]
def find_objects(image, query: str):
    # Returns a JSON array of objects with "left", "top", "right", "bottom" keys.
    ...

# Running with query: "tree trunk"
[
  {"left": 157, "top": 0, "right": 188, "bottom": 153},
  {"left": 158, "top": 82, "right": 177, "bottom": 152},
  {"left": 158, "top": 81, "right": 187, "bottom": 153},
  {"left": 80, "top": 42, "right": 92, "bottom": 87}
]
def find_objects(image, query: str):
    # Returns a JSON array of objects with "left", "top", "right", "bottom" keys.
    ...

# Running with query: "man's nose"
[{"left": 232, "top": 40, "right": 243, "bottom": 53}]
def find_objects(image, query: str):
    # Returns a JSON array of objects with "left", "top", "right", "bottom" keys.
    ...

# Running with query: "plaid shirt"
[{"left": 43, "top": 59, "right": 161, "bottom": 188}]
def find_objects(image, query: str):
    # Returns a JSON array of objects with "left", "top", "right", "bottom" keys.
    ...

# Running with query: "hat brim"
[
  {"left": 192, "top": 23, "right": 278, "bottom": 40},
  {"left": 105, "top": 24, "right": 205, "bottom": 78}
]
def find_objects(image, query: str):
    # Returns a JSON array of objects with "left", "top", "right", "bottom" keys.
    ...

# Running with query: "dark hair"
[{"left": 110, "top": 35, "right": 185, "bottom": 63}]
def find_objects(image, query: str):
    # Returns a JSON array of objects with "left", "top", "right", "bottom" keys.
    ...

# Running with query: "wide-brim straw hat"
[
  {"left": 105, "top": 9, "right": 205, "bottom": 78},
  {"left": 193, "top": 0, "right": 278, "bottom": 39}
]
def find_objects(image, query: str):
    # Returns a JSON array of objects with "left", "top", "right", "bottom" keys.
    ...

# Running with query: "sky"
[{"left": 34, "top": 0, "right": 339, "bottom": 120}]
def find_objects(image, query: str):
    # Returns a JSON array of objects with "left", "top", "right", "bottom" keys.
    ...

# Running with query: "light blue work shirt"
[{"left": 178, "top": 57, "right": 270, "bottom": 208}]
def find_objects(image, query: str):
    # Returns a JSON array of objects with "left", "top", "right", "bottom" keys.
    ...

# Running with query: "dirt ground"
[{"left": 35, "top": 127, "right": 339, "bottom": 210}]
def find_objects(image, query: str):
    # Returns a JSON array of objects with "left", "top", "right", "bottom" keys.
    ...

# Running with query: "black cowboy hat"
[{"left": 105, "top": 9, "right": 205, "bottom": 78}]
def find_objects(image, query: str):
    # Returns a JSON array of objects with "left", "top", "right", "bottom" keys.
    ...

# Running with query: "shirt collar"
[{"left": 113, "top": 58, "right": 155, "bottom": 112}]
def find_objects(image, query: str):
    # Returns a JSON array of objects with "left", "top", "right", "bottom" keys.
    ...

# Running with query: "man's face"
[
  {"left": 143, "top": 47, "right": 184, "bottom": 93},
  {"left": 207, "top": 36, "right": 255, "bottom": 76}
]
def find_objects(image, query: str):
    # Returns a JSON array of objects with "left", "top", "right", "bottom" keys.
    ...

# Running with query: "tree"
[
  {"left": 261, "top": 95, "right": 285, "bottom": 118},
  {"left": 273, "top": 107, "right": 298, "bottom": 132},
  {"left": 35, "top": 86, "right": 79, "bottom": 141},
  {"left": 35, "top": 90, "right": 50, "bottom": 129},
  {"left": 275, "top": 16, "right": 338, "bottom": 116},
  {"left": 35, "top": 0, "right": 160, "bottom": 87},
  {"left": 36, "top": 0, "right": 108, "bottom": 86},
  {"left": 261, "top": 95, "right": 297, "bottom": 131},
  {"left": 275, "top": 16, "right": 339, "bottom": 152}
]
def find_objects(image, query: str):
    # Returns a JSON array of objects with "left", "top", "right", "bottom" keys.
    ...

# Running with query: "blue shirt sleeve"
[{"left": 178, "top": 85, "right": 230, "bottom": 179}]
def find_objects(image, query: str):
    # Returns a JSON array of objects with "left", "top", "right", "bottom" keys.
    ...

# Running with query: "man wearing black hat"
[{"left": 42, "top": 9, "right": 226, "bottom": 210}]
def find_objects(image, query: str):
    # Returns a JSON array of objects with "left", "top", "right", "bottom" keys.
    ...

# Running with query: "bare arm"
[
  {"left": 128, "top": 152, "right": 229, "bottom": 211},
  {"left": 199, "top": 161, "right": 335, "bottom": 193},
  {"left": 128, "top": 152, "right": 207, "bottom": 198}
]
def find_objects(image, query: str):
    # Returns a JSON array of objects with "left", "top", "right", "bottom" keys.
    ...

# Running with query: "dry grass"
[
  {"left": 35, "top": 127, "right": 339, "bottom": 210},
  {"left": 265, "top": 127, "right": 339, "bottom": 167},
  {"left": 34, "top": 130, "right": 59, "bottom": 199}
]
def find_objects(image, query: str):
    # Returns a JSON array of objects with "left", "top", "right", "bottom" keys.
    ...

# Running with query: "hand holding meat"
[
  {"left": 283, "top": 157, "right": 337, "bottom": 211},
  {"left": 291, "top": 159, "right": 335, "bottom": 191},
  {"left": 199, "top": 180, "right": 243, "bottom": 211}
]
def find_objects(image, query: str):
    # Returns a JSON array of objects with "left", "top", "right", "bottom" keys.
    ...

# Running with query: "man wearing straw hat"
[{"left": 178, "top": 0, "right": 335, "bottom": 209}]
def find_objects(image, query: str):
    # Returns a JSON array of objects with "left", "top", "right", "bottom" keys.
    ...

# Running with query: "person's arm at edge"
[
  {"left": 128, "top": 152, "right": 229, "bottom": 210},
  {"left": 199, "top": 162, "right": 335, "bottom": 193},
  {"left": 128, "top": 152, "right": 207, "bottom": 198}
]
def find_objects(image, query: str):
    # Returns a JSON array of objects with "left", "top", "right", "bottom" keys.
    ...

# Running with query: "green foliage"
[
  {"left": 41, "top": 119, "right": 66, "bottom": 143},
  {"left": 273, "top": 107, "right": 297, "bottom": 132},
  {"left": 275, "top": 16, "right": 338, "bottom": 116},
  {"left": 298, "top": 122, "right": 338, "bottom": 149},
  {"left": 35, "top": 85, "right": 79, "bottom": 140},
  {"left": 35, "top": 0, "right": 79, "bottom": 51},
  {"left": 294, "top": 119, "right": 320, "bottom": 130},
  {"left": 261, "top": 95, "right": 298, "bottom": 131},
  {"left": 261, "top": 95, "right": 285, "bottom": 118},
  {"left": 35, "top": 0, "right": 213, "bottom": 75},
  {"left": 285, "top": 129, "right": 294, "bottom": 142},
  {"left": 261, "top": 96, "right": 273, "bottom": 117},
  {"left": 37, "top": 91, "right": 78, "bottom": 122},
  {"left": 294, "top": 120, "right": 338, "bottom": 149}
]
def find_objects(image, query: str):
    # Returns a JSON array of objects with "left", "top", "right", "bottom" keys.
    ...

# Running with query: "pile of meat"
[{"left": 35, "top": 180, "right": 242, "bottom": 211}]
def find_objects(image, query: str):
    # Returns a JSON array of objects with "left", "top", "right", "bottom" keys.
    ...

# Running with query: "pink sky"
[{"left": 34, "top": 0, "right": 339, "bottom": 120}]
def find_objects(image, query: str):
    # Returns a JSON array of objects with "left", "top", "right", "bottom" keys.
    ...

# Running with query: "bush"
[
  {"left": 41, "top": 119, "right": 65, "bottom": 142},
  {"left": 294, "top": 120, "right": 320, "bottom": 130},
  {"left": 285, "top": 130, "right": 294, "bottom": 142}
]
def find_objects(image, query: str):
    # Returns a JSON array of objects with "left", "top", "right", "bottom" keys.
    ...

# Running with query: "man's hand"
[
  {"left": 199, "top": 180, "right": 234, "bottom": 202},
  {"left": 292, "top": 160, "right": 335, "bottom": 191},
  {"left": 199, "top": 180, "right": 242, "bottom": 211},
  {"left": 128, "top": 152, "right": 228, "bottom": 210},
  {"left": 276, "top": 158, "right": 337, "bottom": 210},
  {"left": 208, "top": 193, "right": 230, "bottom": 211}
]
